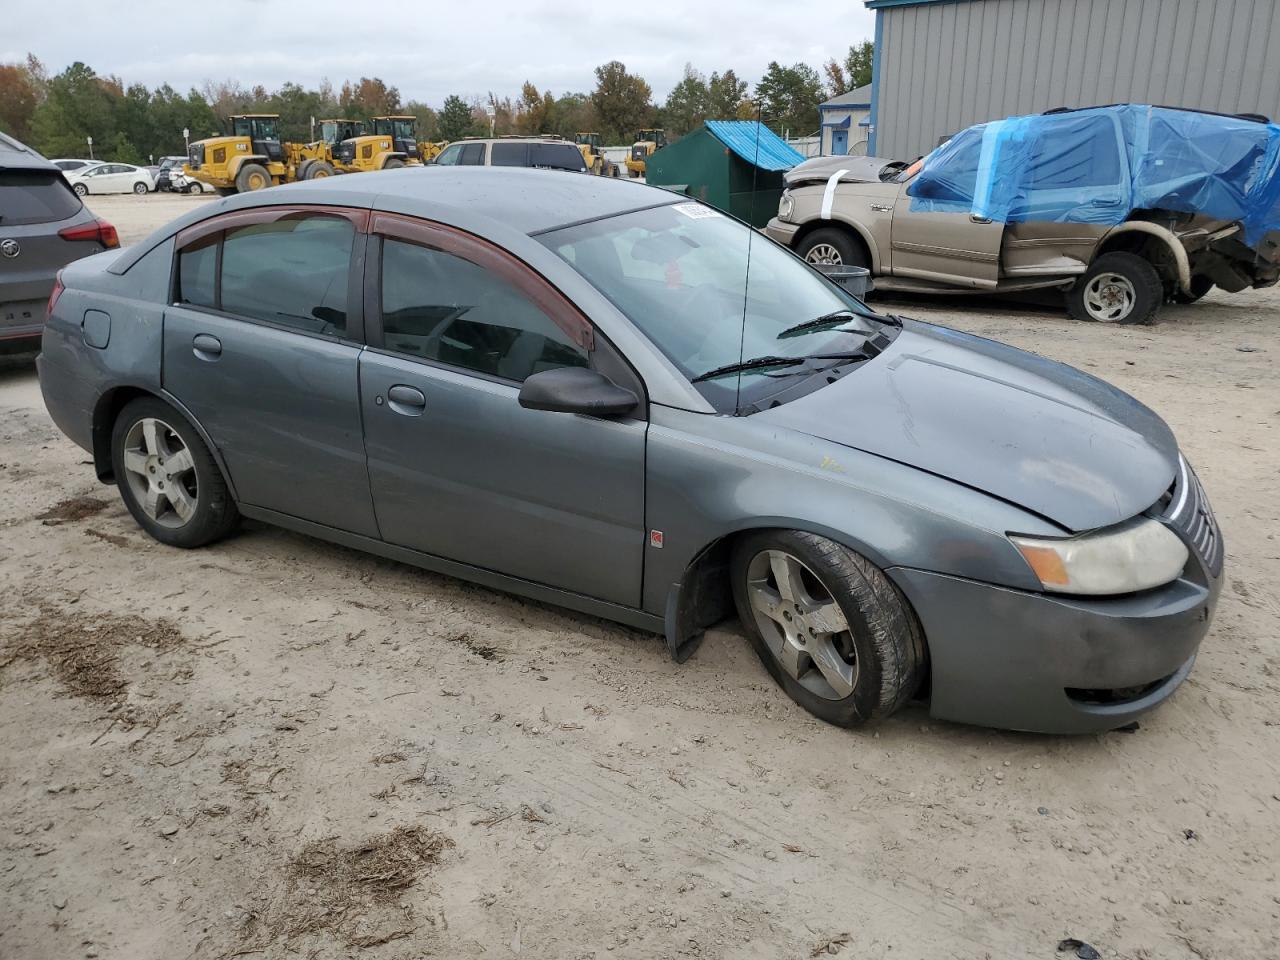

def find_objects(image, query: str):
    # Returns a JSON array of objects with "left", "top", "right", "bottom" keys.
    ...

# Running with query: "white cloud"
[{"left": 4, "top": 0, "right": 875, "bottom": 103}]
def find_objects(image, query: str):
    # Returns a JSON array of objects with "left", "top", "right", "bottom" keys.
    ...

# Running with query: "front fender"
[{"left": 643, "top": 406, "right": 1056, "bottom": 647}]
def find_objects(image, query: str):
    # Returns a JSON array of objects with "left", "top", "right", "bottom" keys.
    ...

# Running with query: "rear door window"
[
  {"left": 0, "top": 170, "right": 84, "bottom": 224},
  {"left": 176, "top": 236, "right": 217, "bottom": 308},
  {"left": 458, "top": 143, "right": 486, "bottom": 166},
  {"left": 220, "top": 215, "right": 355, "bottom": 335},
  {"left": 1026, "top": 115, "right": 1123, "bottom": 189},
  {"left": 491, "top": 143, "right": 528, "bottom": 166}
]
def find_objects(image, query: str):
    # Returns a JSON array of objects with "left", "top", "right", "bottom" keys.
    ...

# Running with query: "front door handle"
[
  {"left": 969, "top": 214, "right": 992, "bottom": 224},
  {"left": 387, "top": 384, "right": 427, "bottom": 416},
  {"left": 192, "top": 333, "right": 222, "bottom": 361}
]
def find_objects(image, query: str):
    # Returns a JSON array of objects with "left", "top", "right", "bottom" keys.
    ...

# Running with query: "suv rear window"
[
  {"left": 0, "top": 170, "right": 84, "bottom": 225},
  {"left": 491, "top": 143, "right": 528, "bottom": 166}
]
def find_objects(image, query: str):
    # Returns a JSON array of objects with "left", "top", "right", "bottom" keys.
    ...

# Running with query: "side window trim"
[
  {"left": 369, "top": 212, "right": 594, "bottom": 351},
  {"left": 172, "top": 205, "right": 370, "bottom": 345}
]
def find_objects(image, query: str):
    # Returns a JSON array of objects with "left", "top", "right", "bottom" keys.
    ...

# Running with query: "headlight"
[
  {"left": 1010, "top": 517, "right": 1188, "bottom": 596},
  {"left": 778, "top": 191, "right": 794, "bottom": 222}
]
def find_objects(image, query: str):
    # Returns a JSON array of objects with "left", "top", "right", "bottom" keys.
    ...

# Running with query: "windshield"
[
  {"left": 540, "top": 202, "right": 884, "bottom": 412},
  {"left": 321, "top": 120, "right": 341, "bottom": 143},
  {"left": 393, "top": 119, "right": 415, "bottom": 140}
]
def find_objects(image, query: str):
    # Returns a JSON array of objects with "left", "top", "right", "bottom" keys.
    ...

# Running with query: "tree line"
[{"left": 0, "top": 44, "right": 873, "bottom": 164}]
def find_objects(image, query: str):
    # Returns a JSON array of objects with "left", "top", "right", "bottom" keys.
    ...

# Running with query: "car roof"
[
  {"left": 0, "top": 132, "right": 58, "bottom": 172},
  {"left": 109, "top": 167, "right": 681, "bottom": 275}
]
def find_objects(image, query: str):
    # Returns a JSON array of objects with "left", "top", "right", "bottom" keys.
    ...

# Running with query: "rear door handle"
[
  {"left": 192, "top": 333, "right": 222, "bottom": 361},
  {"left": 387, "top": 384, "right": 427, "bottom": 415}
]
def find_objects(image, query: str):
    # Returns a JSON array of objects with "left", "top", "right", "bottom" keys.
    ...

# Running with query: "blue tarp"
[
  {"left": 907, "top": 105, "right": 1280, "bottom": 249},
  {"left": 705, "top": 120, "right": 806, "bottom": 173}
]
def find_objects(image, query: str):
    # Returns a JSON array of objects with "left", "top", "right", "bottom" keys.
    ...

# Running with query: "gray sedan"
[{"left": 37, "top": 169, "right": 1222, "bottom": 733}]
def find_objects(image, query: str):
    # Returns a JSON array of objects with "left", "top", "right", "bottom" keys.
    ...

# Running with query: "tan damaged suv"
[{"left": 766, "top": 108, "right": 1280, "bottom": 325}]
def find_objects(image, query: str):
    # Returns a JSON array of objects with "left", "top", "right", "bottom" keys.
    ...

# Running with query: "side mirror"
[{"left": 518, "top": 366, "right": 638, "bottom": 418}]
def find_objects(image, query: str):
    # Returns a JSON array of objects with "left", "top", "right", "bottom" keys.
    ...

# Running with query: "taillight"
[
  {"left": 58, "top": 218, "right": 120, "bottom": 249},
  {"left": 47, "top": 271, "right": 65, "bottom": 319}
]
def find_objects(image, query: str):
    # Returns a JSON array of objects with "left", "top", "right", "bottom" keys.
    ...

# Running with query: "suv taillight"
[
  {"left": 47, "top": 271, "right": 65, "bottom": 319},
  {"left": 59, "top": 218, "right": 120, "bottom": 249}
]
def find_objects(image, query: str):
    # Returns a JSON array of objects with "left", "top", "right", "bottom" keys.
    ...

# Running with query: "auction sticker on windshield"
[{"left": 673, "top": 202, "right": 722, "bottom": 219}]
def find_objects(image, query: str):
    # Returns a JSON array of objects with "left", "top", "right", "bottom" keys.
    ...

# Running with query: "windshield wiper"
[
  {"left": 777, "top": 310, "right": 861, "bottom": 339},
  {"left": 692, "top": 351, "right": 869, "bottom": 383}
]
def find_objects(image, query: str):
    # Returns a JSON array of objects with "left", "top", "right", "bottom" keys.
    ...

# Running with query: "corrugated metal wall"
[{"left": 873, "top": 0, "right": 1280, "bottom": 158}]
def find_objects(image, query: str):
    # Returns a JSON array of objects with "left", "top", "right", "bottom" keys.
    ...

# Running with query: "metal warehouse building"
[{"left": 867, "top": 0, "right": 1280, "bottom": 158}]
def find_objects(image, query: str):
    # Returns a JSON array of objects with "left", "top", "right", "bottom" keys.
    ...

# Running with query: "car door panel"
[
  {"left": 890, "top": 184, "right": 1004, "bottom": 287},
  {"left": 360, "top": 352, "right": 646, "bottom": 605},
  {"left": 163, "top": 307, "right": 378, "bottom": 536}
]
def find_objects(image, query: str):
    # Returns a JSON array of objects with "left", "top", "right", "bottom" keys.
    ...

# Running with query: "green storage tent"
[{"left": 644, "top": 121, "right": 806, "bottom": 228}]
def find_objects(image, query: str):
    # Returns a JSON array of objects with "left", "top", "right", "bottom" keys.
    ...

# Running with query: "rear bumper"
[
  {"left": 889, "top": 567, "right": 1221, "bottom": 734},
  {"left": 765, "top": 218, "right": 801, "bottom": 248},
  {"left": 1, "top": 298, "right": 48, "bottom": 346},
  {"left": 36, "top": 353, "right": 95, "bottom": 453}
]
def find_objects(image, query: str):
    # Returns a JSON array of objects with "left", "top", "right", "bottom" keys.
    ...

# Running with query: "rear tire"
[
  {"left": 304, "top": 160, "right": 335, "bottom": 179},
  {"left": 1067, "top": 252, "right": 1163, "bottom": 324},
  {"left": 731, "top": 530, "right": 926, "bottom": 727},
  {"left": 235, "top": 162, "right": 272, "bottom": 193},
  {"left": 73, "top": 183, "right": 88, "bottom": 196},
  {"left": 133, "top": 181, "right": 149, "bottom": 195},
  {"left": 111, "top": 397, "right": 239, "bottom": 549},
  {"left": 186, "top": 181, "right": 204, "bottom": 194},
  {"left": 1173, "top": 274, "right": 1213, "bottom": 304},
  {"left": 797, "top": 227, "right": 868, "bottom": 269}
]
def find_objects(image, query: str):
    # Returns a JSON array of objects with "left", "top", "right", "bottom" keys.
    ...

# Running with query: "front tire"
[
  {"left": 111, "top": 397, "right": 239, "bottom": 548},
  {"left": 731, "top": 530, "right": 926, "bottom": 727},
  {"left": 235, "top": 162, "right": 272, "bottom": 193},
  {"left": 305, "top": 159, "right": 335, "bottom": 179},
  {"left": 797, "top": 227, "right": 868, "bottom": 269},
  {"left": 186, "top": 181, "right": 204, "bottom": 194},
  {"left": 73, "top": 183, "right": 88, "bottom": 197},
  {"left": 1067, "top": 252, "right": 1163, "bottom": 324}
]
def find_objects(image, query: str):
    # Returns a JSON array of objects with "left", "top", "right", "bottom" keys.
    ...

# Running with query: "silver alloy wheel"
[
  {"left": 73, "top": 183, "right": 88, "bottom": 196},
  {"left": 1082, "top": 272, "right": 1136, "bottom": 322},
  {"left": 805, "top": 243, "right": 843, "bottom": 266},
  {"left": 133, "top": 181, "right": 148, "bottom": 194},
  {"left": 745, "top": 549, "right": 857, "bottom": 700},
  {"left": 121, "top": 417, "right": 198, "bottom": 529},
  {"left": 188, "top": 181, "right": 203, "bottom": 194}
]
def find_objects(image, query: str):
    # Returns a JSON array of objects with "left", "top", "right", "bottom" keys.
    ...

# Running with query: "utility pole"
[{"left": 86, "top": 135, "right": 94, "bottom": 160}]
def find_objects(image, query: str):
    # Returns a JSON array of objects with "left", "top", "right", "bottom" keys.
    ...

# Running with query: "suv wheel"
[
  {"left": 1067, "top": 252, "right": 1163, "bottom": 324},
  {"left": 797, "top": 228, "right": 868, "bottom": 269}
]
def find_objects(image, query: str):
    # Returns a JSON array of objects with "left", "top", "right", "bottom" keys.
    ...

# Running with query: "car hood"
[
  {"left": 756, "top": 321, "right": 1178, "bottom": 532},
  {"left": 783, "top": 155, "right": 907, "bottom": 187}
]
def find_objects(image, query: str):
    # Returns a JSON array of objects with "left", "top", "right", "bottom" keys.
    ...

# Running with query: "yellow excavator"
[
  {"left": 574, "top": 133, "right": 619, "bottom": 177},
  {"left": 624, "top": 128, "right": 667, "bottom": 179}
]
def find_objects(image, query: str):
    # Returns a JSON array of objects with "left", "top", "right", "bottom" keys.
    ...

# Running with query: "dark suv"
[{"left": 0, "top": 133, "right": 119, "bottom": 349}]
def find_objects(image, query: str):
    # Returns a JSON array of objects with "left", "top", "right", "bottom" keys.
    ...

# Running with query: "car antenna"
[{"left": 734, "top": 101, "right": 765, "bottom": 416}]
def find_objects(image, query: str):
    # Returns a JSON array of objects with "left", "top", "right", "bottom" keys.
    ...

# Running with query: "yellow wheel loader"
[
  {"left": 184, "top": 114, "right": 292, "bottom": 194},
  {"left": 574, "top": 132, "right": 619, "bottom": 177},
  {"left": 293, "top": 118, "right": 369, "bottom": 181},
  {"left": 371, "top": 116, "right": 427, "bottom": 165},
  {"left": 624, "top": 128, "right": 667, "bottom": 179}
]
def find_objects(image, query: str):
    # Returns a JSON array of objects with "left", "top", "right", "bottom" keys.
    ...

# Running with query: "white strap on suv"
[{"left": 821, "top": 169, "right": 850, "bottom": 220}]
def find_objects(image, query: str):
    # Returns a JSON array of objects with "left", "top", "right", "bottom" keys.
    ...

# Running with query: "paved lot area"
[{"left": 2, "top": 194, "right": 1278, "bottom": 960}]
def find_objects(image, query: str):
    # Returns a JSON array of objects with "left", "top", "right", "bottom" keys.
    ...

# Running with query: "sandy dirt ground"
[{"left": 2, "top": 194, "right": 1278, "bottom": 960}]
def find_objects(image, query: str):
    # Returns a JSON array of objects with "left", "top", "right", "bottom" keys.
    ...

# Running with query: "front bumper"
[
  {"left": 765, "top": 217, "right": 801, "bottom": 248},
  {"left": 889, "top": 567, "right": 1221, "bottom": 734}
]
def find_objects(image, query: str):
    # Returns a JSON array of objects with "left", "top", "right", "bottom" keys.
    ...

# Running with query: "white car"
[
  {"left": 66, "top": 162, "right": 155, "bottom": 196},
  {"left": 50, "top": 158, "right": 98, "bottom": 175},
  {"left": 168, "top": 169, "right": 209, "bottom": 194}
]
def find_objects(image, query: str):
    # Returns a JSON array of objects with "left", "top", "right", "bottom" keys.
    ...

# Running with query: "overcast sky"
[{"left": 4, "top": 1, "right": 876, "bottom": 104}]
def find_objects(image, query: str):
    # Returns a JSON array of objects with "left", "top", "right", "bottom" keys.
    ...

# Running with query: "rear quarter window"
[
  {"left": 0, "top": 170, "right": 84, "bottom": 225},
  {"left": 530, "top": 144, "right": 587, "bottom": 171}
]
